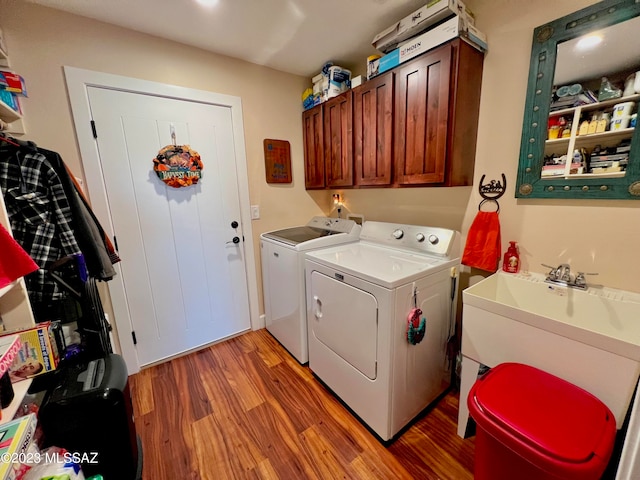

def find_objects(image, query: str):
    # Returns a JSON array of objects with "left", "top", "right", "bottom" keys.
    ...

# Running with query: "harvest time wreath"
[{"left": 153, "top": 144, "right": 204, "bottom": 188}]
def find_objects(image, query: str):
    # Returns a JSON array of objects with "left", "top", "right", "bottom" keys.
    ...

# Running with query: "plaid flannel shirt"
[{"left": 0, "top": 145, "right": 81, "bottom": 307}]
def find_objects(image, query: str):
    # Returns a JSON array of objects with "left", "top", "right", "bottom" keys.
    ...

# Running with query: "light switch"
[{"left": 251, "top": 205, "right": 260, "bottom": 219}]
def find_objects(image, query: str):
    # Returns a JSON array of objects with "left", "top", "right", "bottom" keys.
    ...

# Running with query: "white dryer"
[
  {"left": 305, "top": 221, "right": 460, "bottom": 441},
  {"left": 260, "top": 217, "right": 361, "bottom": 364}
]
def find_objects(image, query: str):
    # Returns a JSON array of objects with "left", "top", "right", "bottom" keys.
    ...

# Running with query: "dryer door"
[{"left": 309, "top": 271, "right": 378, "bottom": 379}]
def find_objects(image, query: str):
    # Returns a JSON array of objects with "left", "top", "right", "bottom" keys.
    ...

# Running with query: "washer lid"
[
  {"left": 262, "top": 217, "right": 358, "bottom": 247},
  {"left": 305, "top": 242, "right": 454, "bottom": 288},
  {"left": 262, "top": 226, "right": 336, "bottom": 246},
  {"left": 469, "top": 363, "right": 616, "bottom": 464}
]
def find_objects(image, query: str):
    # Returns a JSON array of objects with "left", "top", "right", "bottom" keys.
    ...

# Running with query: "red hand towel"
[
  {"left": 462, "top": 211, "right": 501, "bottom": 272},
  {"left": 0, "top": 223, "right": 39, "bottom": 289}
]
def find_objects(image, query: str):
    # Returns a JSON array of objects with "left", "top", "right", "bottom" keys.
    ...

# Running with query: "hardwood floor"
[{"left": 129, "top": 329, "right": 475, "bottom": 479}]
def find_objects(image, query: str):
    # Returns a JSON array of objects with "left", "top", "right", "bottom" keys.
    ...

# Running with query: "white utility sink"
[{"left": 458, "top": 271, "right": 640, "bottom": 440}]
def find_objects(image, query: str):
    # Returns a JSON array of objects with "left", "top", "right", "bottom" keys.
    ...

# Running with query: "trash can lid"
[{"left": 469, "top": 363, "right": 615, "bottom": 464}]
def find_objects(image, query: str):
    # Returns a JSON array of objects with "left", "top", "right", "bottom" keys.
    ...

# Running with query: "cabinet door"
[
  {"left": 353, "top": 72, "right": 394, "bottom": 186},
  {"left": 324, "top": 92, "right": 353, "bottom": 187},
  {"left": 394, "top": 44, "right": 451, "bottom": 185},
  {"left": 302, "top": 105, "right": 325, "bottom": 189}
]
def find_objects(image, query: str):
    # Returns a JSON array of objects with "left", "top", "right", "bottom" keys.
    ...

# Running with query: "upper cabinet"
[
  {"left": 302, "top": 38, "right": 484, "bottom": 190},
  {"left": 394, "top": 45, "right": 451, "bottom": 185},
  {"left": 353, "top": 71, "right": 394, "bottom": 186},
  {"left": 324, "top": 92, "right": 353, "bottom": 187},
  {"left": 303, "top": 104, "right": 325, "bottom": 189},
  {"left": 516, "top": 0, "right": 640, "bottom": 200},
  {"left": 303, "top": 91, "right": 354, "bottom": 189}
]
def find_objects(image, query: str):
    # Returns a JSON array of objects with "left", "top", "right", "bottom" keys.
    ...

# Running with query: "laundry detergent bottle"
[{"left": 502, "top": 241, "right": 520, "bottom": 273}]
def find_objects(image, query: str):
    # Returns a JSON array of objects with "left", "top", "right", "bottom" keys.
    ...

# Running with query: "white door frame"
[{"left": 64, "top": 66, "right": 260, "bottom": 374}]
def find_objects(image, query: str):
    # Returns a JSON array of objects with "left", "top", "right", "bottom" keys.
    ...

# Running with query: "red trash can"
[{"left": 468, "top": 363, "right": 616, "bottom": 480}]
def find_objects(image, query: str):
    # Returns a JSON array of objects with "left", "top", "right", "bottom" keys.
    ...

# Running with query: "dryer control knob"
[
  {"left": 428, "top": 234, "right": 439, "bottom": 245},
  {"left": 392, "top": 229, "right": 404, "bottom": 239},
  {"left": 416, "top": 233, "right": 425, "bottom": 242}
]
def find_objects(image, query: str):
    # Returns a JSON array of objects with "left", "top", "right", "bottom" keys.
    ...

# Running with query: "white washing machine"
[
  {"left": 260, "top": 217, "right": 361, "bottom": 364},
  {"left": 305, "top": 221, "right": 460, "bottom": 441}
]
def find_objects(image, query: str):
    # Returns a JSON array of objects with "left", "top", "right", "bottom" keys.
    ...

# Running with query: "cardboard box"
[
  {"left": 0, "top": 414, "right": 38, "bottom": 480},
  {"left": 0, "top": 335, "right": 21, "bottom": 378},
  {"left": 398, "top": 15, "right": 486, "bottom": 63},
  {"left": 369, "top": 16, "right": 487, "bottom": 79},
  {"left": 1, "top": 322, "right": 59, "bottom": 383},
  {"left": 372, "top": 0, "right": 475, "bottom": 53},
  {"left": 367, "top": 49, "right": 400, "bottom": 78}
]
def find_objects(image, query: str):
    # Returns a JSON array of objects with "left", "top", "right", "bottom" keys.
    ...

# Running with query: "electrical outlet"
[{"left": 250, "top": 205, "right": 260, "bottom": 219}]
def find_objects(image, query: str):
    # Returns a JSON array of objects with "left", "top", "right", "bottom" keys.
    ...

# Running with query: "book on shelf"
[
  {"left": 0, "top": 335, "right": 21, "bottom": 378},
  {"left": 0, "top": 414, "right": 38, "bottom": 480}
]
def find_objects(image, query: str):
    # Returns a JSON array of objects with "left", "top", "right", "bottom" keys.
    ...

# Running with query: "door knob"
[
  {"left": 231, "top": 221, "right": 239, "bottom": 229},
  {"left": 226, "top": 236, "right": 240, "bottom": 245}
]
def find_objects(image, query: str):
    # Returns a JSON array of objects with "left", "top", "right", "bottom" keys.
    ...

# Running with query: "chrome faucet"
[
  {"left": 542, "top": 263, "right": 597, "bottom": 290},
  {"left": 556, "top": 264, "right": 571, "bottom": 282}
]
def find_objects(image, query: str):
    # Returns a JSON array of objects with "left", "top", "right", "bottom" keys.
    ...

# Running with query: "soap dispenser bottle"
[{"left": 503, "top": 241, "right": 520, "bottom": 273}]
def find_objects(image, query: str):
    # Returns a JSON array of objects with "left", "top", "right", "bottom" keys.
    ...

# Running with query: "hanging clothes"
[
  {"left": 0, "top": 142, "right": 82, "bottom": 315},
  {"left": 37, "top": 147, "right": 119, "bottom": 280}
]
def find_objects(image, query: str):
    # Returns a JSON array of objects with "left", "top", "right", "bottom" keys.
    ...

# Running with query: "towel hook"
[{"left": 478, "top": 173, "right": 506, "bottom": 213}]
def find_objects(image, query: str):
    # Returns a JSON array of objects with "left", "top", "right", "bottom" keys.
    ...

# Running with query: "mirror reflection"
[{"left": 543, "top": 17, "right": 640, "bottom": 180}]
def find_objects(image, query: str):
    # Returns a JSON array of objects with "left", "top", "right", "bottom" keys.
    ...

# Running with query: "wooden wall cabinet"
[
  {"left": 302, "top": 38, "right": 484, "bottom": 190},
  {"left": 395, "top": 39, "right": 483, "bottom": 186},
  {"left": 394, "top": 46, "right": 451, "bottom": 185},
  {"left": 324, "top": 92, "right": 353, "bottom": 187},
  {"left": 303, "top": 91, "right": 354, "bottom": 189},
  {"left": 302, "top": 104, "right": 325, "bottom": 189},
  {"left": 353, "top": 72, "right": 394, "bottom": 186}
]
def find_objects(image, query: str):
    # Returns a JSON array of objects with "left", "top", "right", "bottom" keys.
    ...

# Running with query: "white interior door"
[{"left": 85, "top": 86, "right": 251, "bottom": 367}]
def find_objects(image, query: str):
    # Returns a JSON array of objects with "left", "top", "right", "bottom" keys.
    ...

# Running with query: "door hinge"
[
  {"left": 131, "top": 331, "right": 137, "bottom": 345},
  {"left": 90, "top": 120, "right": 98, "bottom": 139}
]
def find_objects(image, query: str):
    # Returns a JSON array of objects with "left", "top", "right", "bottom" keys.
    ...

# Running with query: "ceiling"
[{"left": 27, "top": 0, "right": 429, "bottom": 78}]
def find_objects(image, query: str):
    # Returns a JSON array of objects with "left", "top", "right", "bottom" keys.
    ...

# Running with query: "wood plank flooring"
[{"left": 129, "top": 329, "right": 475, "bottom": 479}]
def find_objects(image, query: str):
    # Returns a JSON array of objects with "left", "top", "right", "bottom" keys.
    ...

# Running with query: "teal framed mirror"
[{"left": 516, "top": 0, "right": 640, "bottom": 199}]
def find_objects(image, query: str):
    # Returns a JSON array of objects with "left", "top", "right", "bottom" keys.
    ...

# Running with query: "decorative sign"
[
  {"left": 153, "top": 145, "right": 203, "bottom": 188},
  {"left": 263, "top": 139, "right": 292, "bottom": 184}
]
